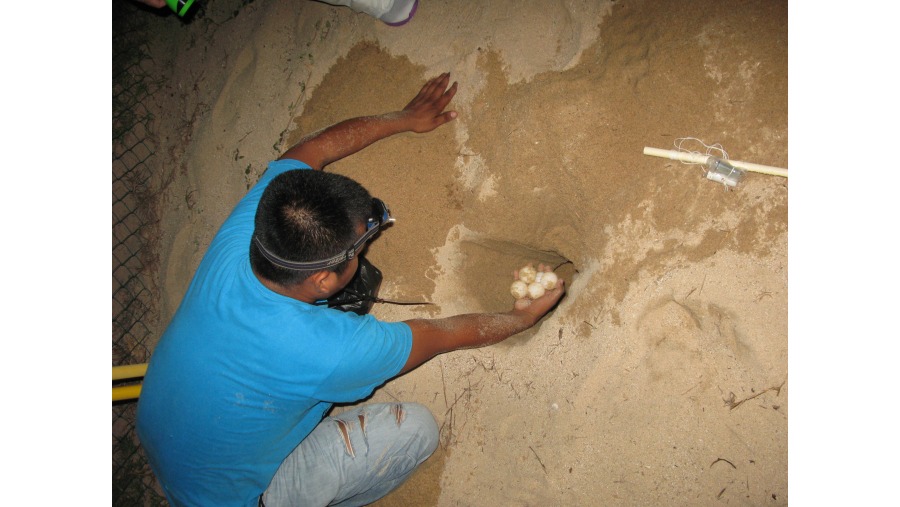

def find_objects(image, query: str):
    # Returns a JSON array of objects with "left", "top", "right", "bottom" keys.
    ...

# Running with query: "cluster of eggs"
[{"left": 510, "top": 265, "right": 558, "bottom": 300}]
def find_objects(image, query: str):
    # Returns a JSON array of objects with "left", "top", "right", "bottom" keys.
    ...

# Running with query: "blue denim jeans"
[{"left": 262, "top": 402, "right": 439, "bottom": 507}]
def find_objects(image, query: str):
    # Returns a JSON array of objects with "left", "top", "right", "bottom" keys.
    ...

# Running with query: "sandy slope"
[{"left": 144, "top": 0, "right": 787, "bottom": 504}]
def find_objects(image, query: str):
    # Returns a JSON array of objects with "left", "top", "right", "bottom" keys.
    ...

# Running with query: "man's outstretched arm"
[
  {"left": 279, "top": 73, "right": 458, "bottom": 170},
  {"left": 400, "top": 265, "right": 566, "bottom": 375}
]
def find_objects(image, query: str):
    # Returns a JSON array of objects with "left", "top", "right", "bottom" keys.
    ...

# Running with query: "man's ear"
[{"left": 307, "top": 270, "right": 334, "bottom": 295}]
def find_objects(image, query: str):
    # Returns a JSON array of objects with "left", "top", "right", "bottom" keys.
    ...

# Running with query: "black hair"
[{"left": 250, "top": 170, "right": 372, "bottom": 286}]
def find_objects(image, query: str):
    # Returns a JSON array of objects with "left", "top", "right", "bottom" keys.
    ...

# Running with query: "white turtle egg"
[
  {"left": 540, "top": 271, "right": 558, "bottom": 290},
  {"left": 527, "top": 282, "right": 545, "bottom": 299},
  {"left": 510, "top": 280, "right": 529, "bottom": 299},
  {"left": 519, "top": 265, "right": 537, "bottom": 284}
]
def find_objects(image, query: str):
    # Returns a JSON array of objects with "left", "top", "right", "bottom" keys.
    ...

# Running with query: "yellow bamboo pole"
[
  {"left": 113, "top": 384, "right": 142, "bottom": 402},
  {"left": 113, "top": 363, "right": 148, "bottom": 381},
  {"left": 112, "top": 363, "right": 148, "bottom": 402}
]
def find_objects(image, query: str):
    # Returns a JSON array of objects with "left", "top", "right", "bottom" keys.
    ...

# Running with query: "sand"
[{"left": 141, "top": 0, "right": 788, "bottom": 504}]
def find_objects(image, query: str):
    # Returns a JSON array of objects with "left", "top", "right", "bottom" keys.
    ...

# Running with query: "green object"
[{"left": 166, "top": 0, "right": 195, "bottom": 17}]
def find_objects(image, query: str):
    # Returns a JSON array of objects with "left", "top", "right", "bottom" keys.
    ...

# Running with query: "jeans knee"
[{"left": 399, "top": 403, "right": 439, "bottom": 456}]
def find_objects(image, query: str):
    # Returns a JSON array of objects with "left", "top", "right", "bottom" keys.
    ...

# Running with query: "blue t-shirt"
[{"left": 136, "top": 159, "right": 413, "bottom": 507}]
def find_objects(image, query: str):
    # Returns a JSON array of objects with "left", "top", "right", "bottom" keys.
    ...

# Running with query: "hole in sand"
[{"left": 457, "top": 236, "right": 577, "bottom": 313}]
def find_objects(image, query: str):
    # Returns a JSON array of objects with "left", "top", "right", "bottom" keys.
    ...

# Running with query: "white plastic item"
[
  {"left": 706, "top": 157, "right": 744, "bottom": 187},
  {"left": 643, "top": 147, "right": 787, "bottom": 178}
]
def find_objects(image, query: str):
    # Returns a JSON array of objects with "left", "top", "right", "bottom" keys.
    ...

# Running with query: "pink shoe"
[{"left": 380, "top": 0, "right": 418, "bottom": 26}]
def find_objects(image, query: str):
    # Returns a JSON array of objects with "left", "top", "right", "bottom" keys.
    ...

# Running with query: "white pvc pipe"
[{"left": 643, "top": 147, "right": 787, "bottom": 178}]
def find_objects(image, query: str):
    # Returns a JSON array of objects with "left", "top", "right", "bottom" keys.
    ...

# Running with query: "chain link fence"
[
  {"left": 111, "top": 1, "right": 254, "bottom": 503},
  {"left": 112, "top": 2, "right": 167, "bottom": 504}
]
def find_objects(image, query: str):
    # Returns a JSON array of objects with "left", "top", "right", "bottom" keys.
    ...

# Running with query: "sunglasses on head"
[{"left": 254, "top": 198, "right": 394, "bottom": 271}]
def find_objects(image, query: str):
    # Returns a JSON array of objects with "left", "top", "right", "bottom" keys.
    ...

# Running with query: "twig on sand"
[
  {"left": 438, "top": 387, "right": 469, "bottom": 449},
  {"left": 710, "top": 458, "right": 736, "bottom": 469},
  {"left": 529, "top": 446, "right": 547, "bottom": 474},
  {"left": 725, "top": 380, "right": 786, "bottom": 411},
  {"left": 440, "top": 360, "right": 448, "bottom": 409}
]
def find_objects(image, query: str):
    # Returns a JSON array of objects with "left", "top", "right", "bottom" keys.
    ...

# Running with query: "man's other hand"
[{"left": 401, "top": 73, "right": 459, "bottom": 133}]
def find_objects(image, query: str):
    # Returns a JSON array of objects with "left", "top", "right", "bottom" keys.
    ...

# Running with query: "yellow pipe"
[
  {"left": 113, "top": 363, "right": 148, "bottom": 381},
  {"left": 113, "top": 384, "right": 142, "bottom": 402}
]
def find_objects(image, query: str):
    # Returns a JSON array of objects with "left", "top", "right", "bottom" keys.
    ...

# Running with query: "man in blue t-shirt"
[{"left": 136, "top": 73, "right": 565, "bottom": 507}]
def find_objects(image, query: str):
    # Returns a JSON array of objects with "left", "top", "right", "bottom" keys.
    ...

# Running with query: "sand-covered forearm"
[
  {"left": 277, "top": 73, "right": 457, "bottom": 169},
  {"left": 416, "top": 311, "right": 536, "bottom": 349},
  {"left": 400, "top": 311, "right": 537, "bottom": 374},
  {"left": 278, "top": 112, "right": 412, "bottom": 169}
]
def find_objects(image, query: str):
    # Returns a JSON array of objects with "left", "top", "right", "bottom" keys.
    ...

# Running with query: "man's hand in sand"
[
  {"left": 513, "top": 264, "right": 566, "bottom": 318},
  {"left": 401, "top": 72, "right": 459, "bottom": 133},
  {"left": 278, "top": 73, "right": 457, "bottom": 169}
]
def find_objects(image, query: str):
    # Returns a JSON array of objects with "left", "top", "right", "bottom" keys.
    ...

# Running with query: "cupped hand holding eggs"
[{"left": 511, "top": 264, "right": 560, "bottom": 301}]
